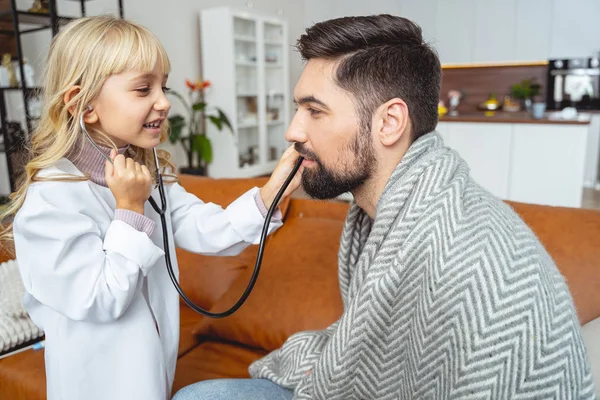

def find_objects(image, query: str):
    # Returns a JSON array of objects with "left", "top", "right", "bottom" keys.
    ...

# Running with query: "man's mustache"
[{"left": 294, "top": 143, "right": 319, "bottom": 163}]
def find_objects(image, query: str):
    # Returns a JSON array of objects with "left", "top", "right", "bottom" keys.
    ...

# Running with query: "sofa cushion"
[
  {"left": 506, "top": 201, "right": 600, "bottom": 324},
  {"left": 0, "top": 346, "right": 46, "bottom": 400},
  {"left": 176, "top": 246, "right": 257, "bottom": 310},
  {"left": 0, "top": 260, "right": 45, "bottom": 356},
  {"left": 582, "top": 316, "right": 600, "bottom": 396},
  {"left": 192, "top": 216, "right": 344, "bottom": 352},
  {"left": 172, "top": 341, "right": 267, "bottom": 394},
  {"left": 285, "top": 198, "right": 351, "bottom": 220},
  {"left": 176, "top": 175, "right": 291, "bottom": 310},
  {"left": 178, "top": 306, "right": 205, "bottom": 358},
  {"left": 177, "top": 175, "right": 291, "bottom": 218}
]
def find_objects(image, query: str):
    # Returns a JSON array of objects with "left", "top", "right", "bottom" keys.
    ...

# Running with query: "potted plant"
[
  {"left": 167, "top": 79, "right": 232, "bottom": 175},
  {"left": 510, "top": 78, "right": 542, "bottom": 112}
]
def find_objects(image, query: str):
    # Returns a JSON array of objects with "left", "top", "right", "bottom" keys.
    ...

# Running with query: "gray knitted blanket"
[{"left": 249, "top": 132, "right": 596, "bottom": 399}]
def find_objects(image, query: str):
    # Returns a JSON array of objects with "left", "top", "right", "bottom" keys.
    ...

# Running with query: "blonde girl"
[{"left": 0, "top": 15, "right": 301, "bottom": 400}]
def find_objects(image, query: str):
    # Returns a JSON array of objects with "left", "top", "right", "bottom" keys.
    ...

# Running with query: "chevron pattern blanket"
[{"left": 249, "top": 132, "right": 596, "bottom": 399}]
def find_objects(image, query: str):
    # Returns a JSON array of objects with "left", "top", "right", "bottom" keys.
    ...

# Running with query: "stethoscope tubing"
[{"left": 80, "top": 112, "right": 302, "bottom": 318}]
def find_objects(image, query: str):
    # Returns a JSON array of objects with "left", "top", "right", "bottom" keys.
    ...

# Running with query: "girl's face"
[{"left": 88, "top": 66, "right": 171, "bottom": 148}]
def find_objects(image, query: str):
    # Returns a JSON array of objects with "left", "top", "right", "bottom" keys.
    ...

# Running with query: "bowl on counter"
[{"left": 477, "top": 94, "right": 501, "bottom": 116}]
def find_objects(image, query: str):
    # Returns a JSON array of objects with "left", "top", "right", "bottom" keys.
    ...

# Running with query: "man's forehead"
[{"left": 294, "top": 59, "right": 337, "bottom": 100}]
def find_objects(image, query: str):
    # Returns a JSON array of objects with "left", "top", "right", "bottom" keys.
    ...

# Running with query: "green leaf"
[
  {"left": 208, "top": 115, "right": 223, "bottom": 131},
  {"left": 217, "top": 109, "right": 233, "bottom": 133},
  {"left": 192, "top": 135, "right": 212, "bottom": 164},
  {"left": 167, "top": 115, "right": 185, "bottom": 144},
  {"left": 192, "top": 102, "right": 207, "bottom": 111}
]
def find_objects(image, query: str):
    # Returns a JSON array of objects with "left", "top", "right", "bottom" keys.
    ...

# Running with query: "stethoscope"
[{"left": 80, "top": 111, "right": 303, "bottom": 318}]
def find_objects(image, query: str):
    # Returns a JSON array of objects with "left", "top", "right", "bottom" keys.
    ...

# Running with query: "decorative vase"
[{"left": 179, "top": 166, "right": 207, "bottom": 176}]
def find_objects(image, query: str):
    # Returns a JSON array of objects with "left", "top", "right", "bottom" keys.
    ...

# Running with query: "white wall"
[
  {"left": 302, "top": 0, "right": 600, "bottom": 191},
  {"left": 11, "top": 0, "right": 306, "bottom": 170},
  {"left": 5, "top": 0, "right": 600, "bottom": 193},
  {"left": 304, "top": 0, "right": 600, "bottom": 64}
]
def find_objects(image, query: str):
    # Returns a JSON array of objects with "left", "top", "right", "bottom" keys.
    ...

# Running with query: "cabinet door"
[
  {"left": 445, "top": 122, "right": 513, "bottom": 199},
  {"left": 473, "top": 0, "right": 517, "bottom": 62},
  {"left": 583, "top": 115, "right": 600, "bottom": 188},
  {"left": 233, "top": 15, "right": 261, "bottom": 169},
  {"left": 263, "top": 20, "right": 289, "bottom": 163},
  {"left": 515, "top": 0, "right": 553, "bottom": 61},
  {"left": 549, "top": 0, "right": 600, "bottom": 58},
  {"left": 435, "top": 0, "right": 476, "bottom": 64},
  {"left": 509, "top": 124, "right": 588, "bottom": 207},
  {"left": 435, "top": 121, "right": 450, "bottom": 144}
]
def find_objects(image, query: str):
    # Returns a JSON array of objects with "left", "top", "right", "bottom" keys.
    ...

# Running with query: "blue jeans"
[{"left": 172, "top": 378, "right": 294, "bottom": 400}]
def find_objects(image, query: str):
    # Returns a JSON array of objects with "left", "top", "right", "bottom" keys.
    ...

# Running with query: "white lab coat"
[{"left": 12, "top": 158, "right": 282, "bottom": 400}]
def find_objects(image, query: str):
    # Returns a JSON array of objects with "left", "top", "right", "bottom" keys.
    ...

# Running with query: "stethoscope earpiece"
[{"left": 79, "top": 109, "right": 112, "bottom": 165}]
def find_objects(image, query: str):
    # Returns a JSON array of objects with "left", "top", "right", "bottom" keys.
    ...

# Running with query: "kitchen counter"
[{"left": 439, "top": 112, "right": 590, "bottom": 125}]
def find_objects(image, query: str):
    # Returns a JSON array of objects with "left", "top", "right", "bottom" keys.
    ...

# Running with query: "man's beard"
[{"left": 295, "top": 129, "right": 376, "bottom": 200}]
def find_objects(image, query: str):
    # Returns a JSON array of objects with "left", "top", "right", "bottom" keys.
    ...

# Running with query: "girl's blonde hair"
[{"left": 0, "top": 15, "right": 176, "bottom": 254}]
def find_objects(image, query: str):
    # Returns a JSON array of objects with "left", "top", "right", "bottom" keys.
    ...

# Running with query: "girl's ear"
[
  {"left": 64, "top": 85, "right": 97, "bottom": 124},
  {"left": 63, "top": 85, "right": 81, "bottom": 115}
]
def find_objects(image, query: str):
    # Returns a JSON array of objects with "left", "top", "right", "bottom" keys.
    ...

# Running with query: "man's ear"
[
  {"left": 376, "top": 98, "right": 409, "bottom": 147},
  {"left": 63, "top": 86, "right": 98, "bottom": 124}
]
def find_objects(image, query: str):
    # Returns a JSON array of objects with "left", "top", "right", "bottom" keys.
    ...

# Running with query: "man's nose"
[{"left": 285, "top": 113, "right": 307, "bottom": 144}]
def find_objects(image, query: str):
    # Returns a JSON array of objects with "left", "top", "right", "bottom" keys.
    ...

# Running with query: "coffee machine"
[{"left": 546, "top": 57, "right": 600, "bottom": 110}]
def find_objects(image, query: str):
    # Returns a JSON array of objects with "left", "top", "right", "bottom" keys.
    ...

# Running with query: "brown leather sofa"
[{"left": 1, "top": 175, "right": 599, "bottom": 399}]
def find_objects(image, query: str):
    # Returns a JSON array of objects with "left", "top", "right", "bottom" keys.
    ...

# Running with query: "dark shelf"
[
  {"left": 0, "top": 0, "right": 123, "bottom": 194},
  {"left": 0, "top": 87, "right": 41, "bottom": 93},
  {"left": 0, "top": 10, "right": 75, "bottom": 36}
]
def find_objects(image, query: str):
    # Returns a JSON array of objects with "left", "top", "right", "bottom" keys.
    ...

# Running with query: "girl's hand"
[
  {"left": 105, "top": 149, "right": 152, "bottom": 214},
  {"left": 260, "top": 145, "right": 304, "bottom": 210}
]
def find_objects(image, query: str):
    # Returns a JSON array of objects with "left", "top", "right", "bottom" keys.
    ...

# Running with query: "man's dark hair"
[{"left": 297, "top": 14, "right": 441, "bottom": 141}]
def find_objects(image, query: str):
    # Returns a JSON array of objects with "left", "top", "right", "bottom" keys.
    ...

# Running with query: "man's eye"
[{"left": 307, "top": 107, "right": 321, "bottom": 116}]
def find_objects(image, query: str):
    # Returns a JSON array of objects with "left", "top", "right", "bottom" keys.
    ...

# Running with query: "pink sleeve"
[
  {"left": 254, "top": 190, "right": 282, "bottom": 221},
  {"left": 114, "top": 209, "right": 156, "bottom": 237}
]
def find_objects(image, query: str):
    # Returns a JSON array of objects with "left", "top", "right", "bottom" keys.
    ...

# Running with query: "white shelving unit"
[{"left": 199, "top": 7, "right": 290, "bottom": 178}]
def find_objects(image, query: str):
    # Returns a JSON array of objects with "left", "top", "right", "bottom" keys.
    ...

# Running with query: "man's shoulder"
[{"left": 407, "top": 181, "right": 545, "bottom": 265}]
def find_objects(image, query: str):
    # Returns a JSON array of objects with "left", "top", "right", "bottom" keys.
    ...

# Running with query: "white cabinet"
[
  {"left": 435, "top": 121, "right": 450, "bottom": 142},
  {"left": 437, "top": 122, "right": 512, "bottom": 199},
  {"left": 473, "top": 1, "right": 517, "bottom": 63},
  {"left": 435, "top": 121, "right": 589, "bottom": 207},
  {"left": 515, "top": 0, "right": 553, "bottom": 61},
  {"left": 549, "top": 0, "right": 600, "bottom": 59},
  {"left": 200, "top": 7, "right": 290, "bottom": 178},
  {"left": 583, "top": 114, "right": 600, "bottom": 188},
  {"left": 304, "top": 0, "right": 600, "bottom": 65},
  {"left": 435, "top": 0, "right": 476, "bottom": 64},
  {"left": 509, "top": 124, "right": 588, "bottom": 207}
]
